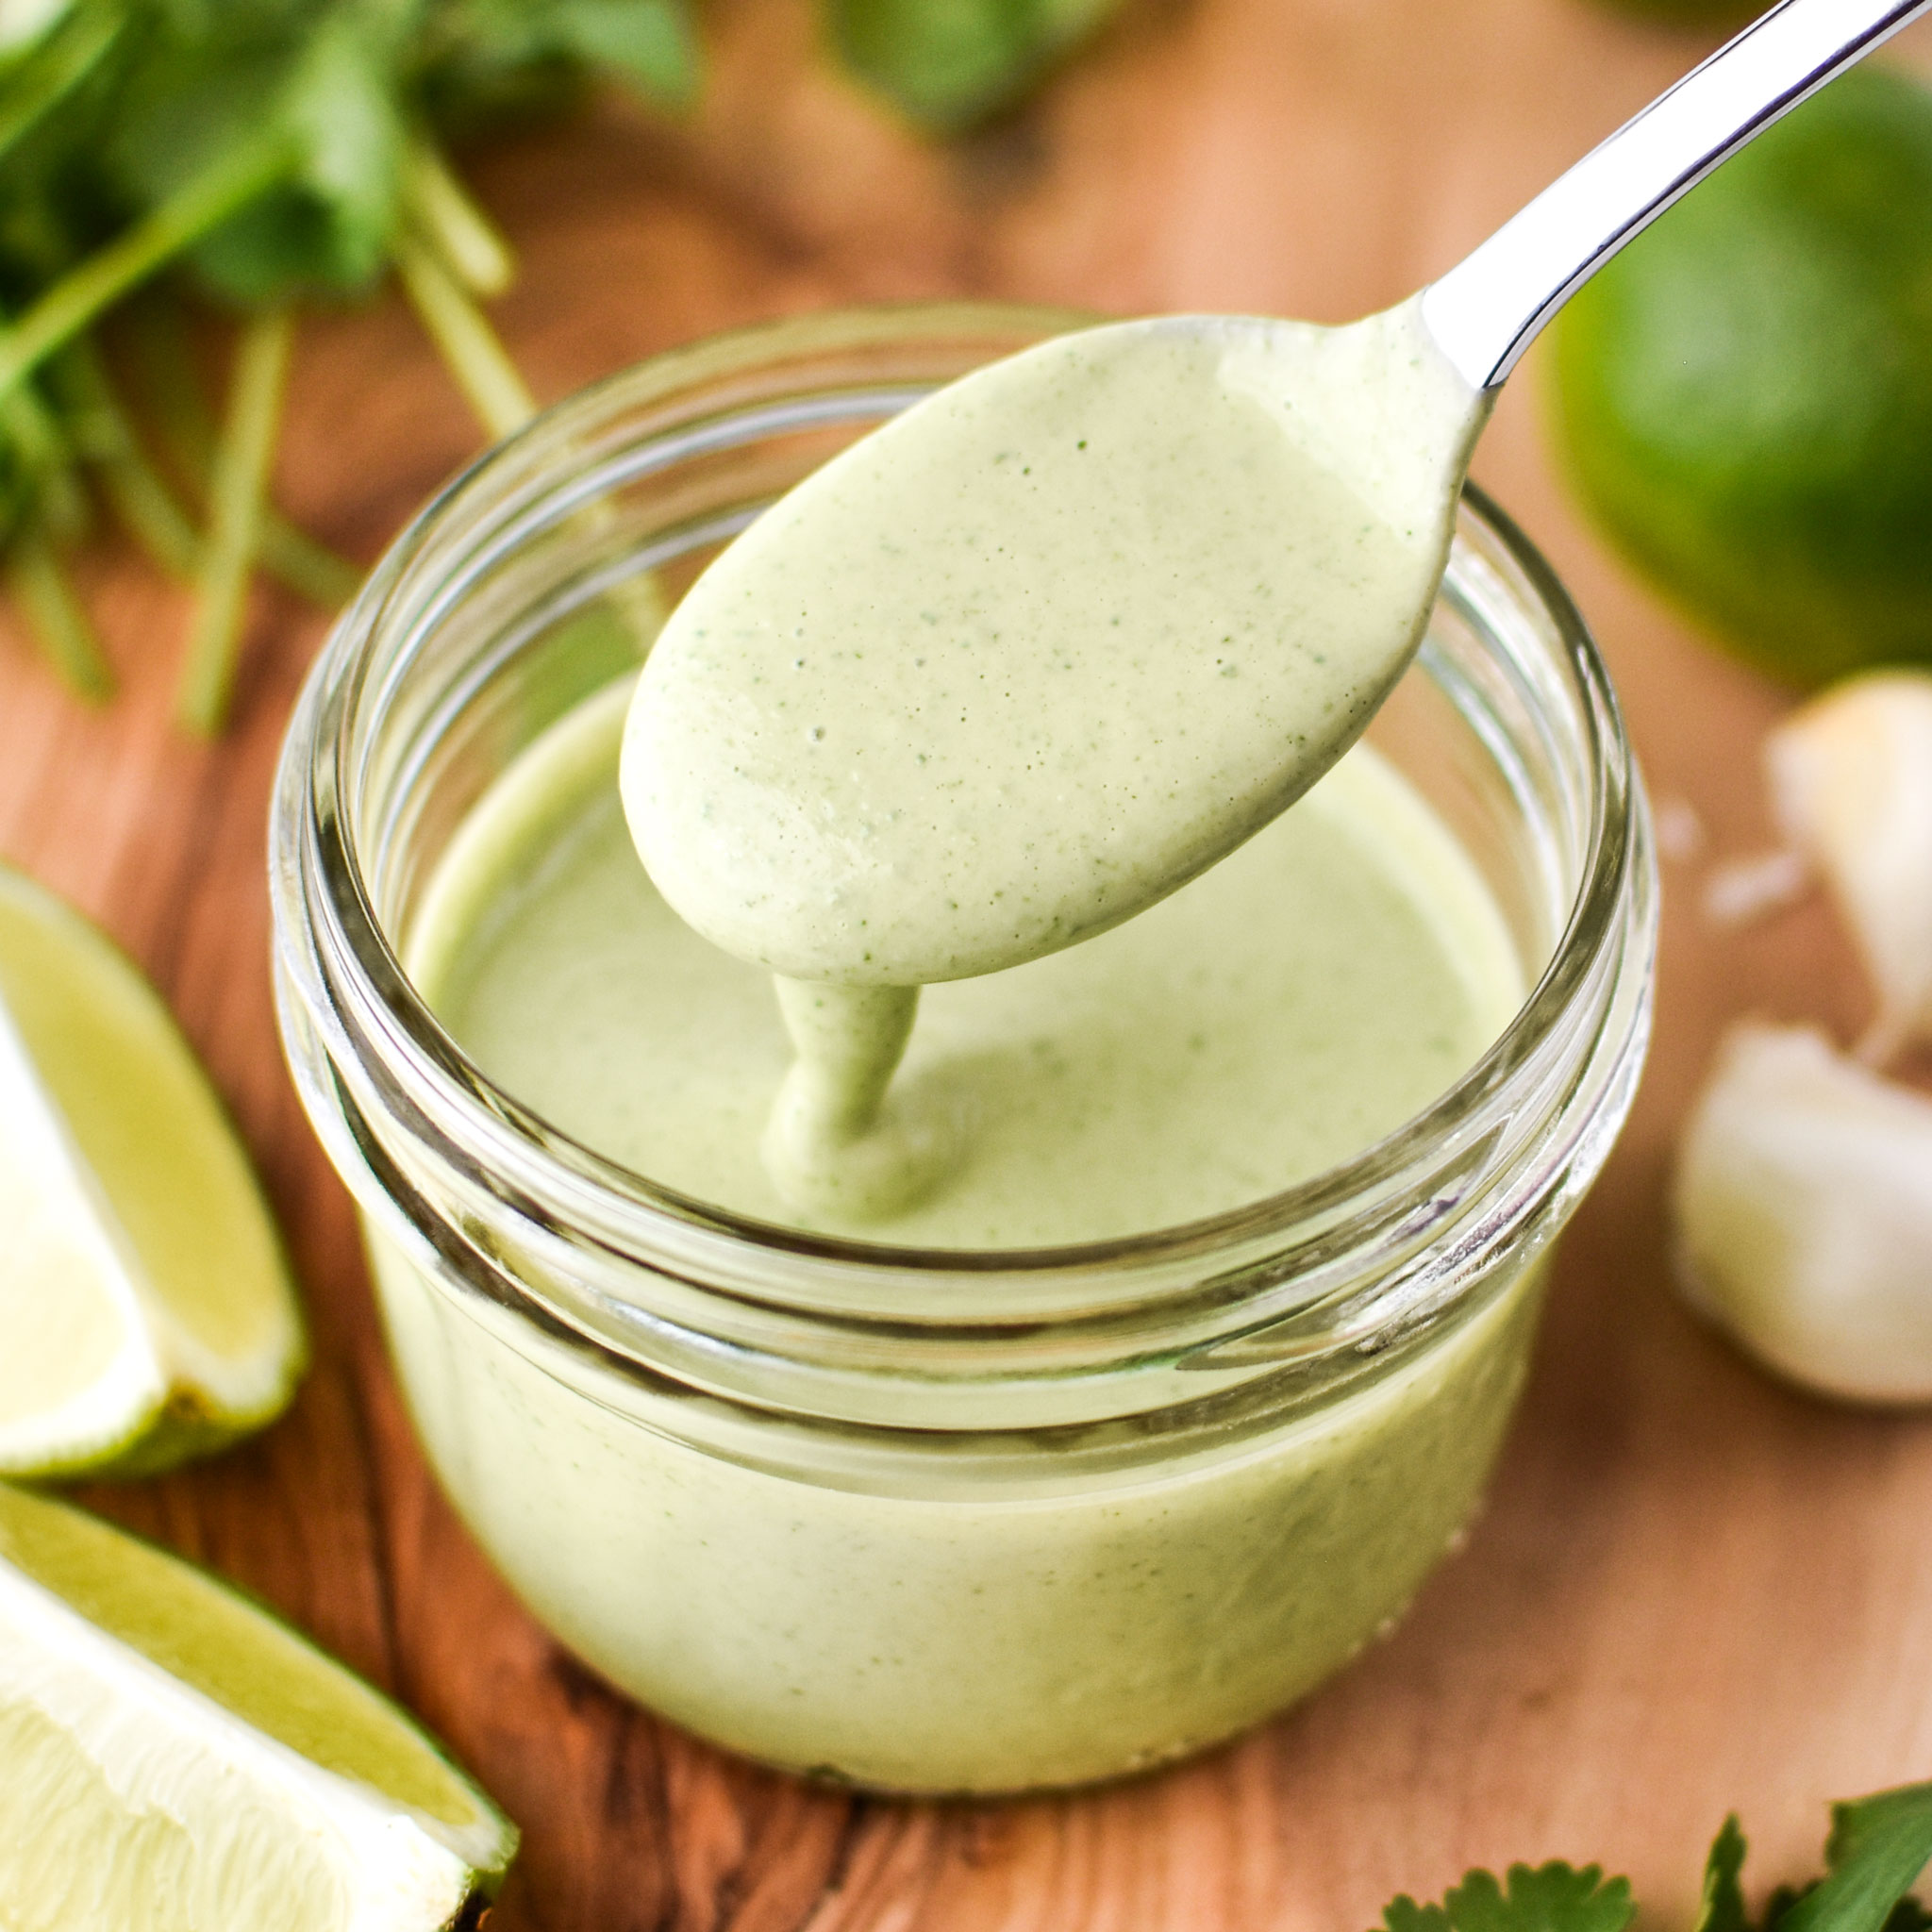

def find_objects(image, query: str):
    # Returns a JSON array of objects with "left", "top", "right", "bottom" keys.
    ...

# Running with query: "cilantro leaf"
[
  {"left": 1375, "top": 1865, "right": 1636, "bottom": 1932},
  {"left": 1770, "top": 1893, "right": 1932, "bottom": 1932},
  {"left": 440, "top": 0, "right": 699, "bottom": 110},
  {"left": 100, "top": 5, "right": 416, "bottom": 303},
  {"left": 825, "top": 0, "right": 1123, "bottom": 132},
  {"left": 1696, "top": 1817, "right": 1752, "bottom": 1932},
  {"left": 1776, "top": 1785, "right": 1932, "bottom": 1932},
  {"left": 1374, "top": 1788, "right": 1932, "bottom": 1932},
  {"left": 544, "top": 0, "right": 698, "bottom": 106},
  {"left": 1381, "top": 1897, "right": 1455, "bottom": 1932},
  {"left": 272, "top": 9, "right": 408, "bottom": 282},
  {"left": 1452, "top": 1864, "right": 1638, "bottom": 1932}
]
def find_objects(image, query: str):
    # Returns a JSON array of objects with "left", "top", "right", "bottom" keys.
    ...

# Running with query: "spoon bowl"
[{"left": 625, "top": 0, "right": 1927, "bottom": 991}]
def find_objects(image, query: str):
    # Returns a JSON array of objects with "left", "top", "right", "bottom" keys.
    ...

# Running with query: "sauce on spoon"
[
  {"left": 622, "top": 300, "right": 1486, "bottom": 1217},
  {"left": 623, "top": 298, "right": 1483, "bottom": 988}
]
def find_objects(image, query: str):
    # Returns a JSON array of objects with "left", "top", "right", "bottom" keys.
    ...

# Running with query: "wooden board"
[{"left": 6, "top": 2, "right": 1932, "bottom": 1926}]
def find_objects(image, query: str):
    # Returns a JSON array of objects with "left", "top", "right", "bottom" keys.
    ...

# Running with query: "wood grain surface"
[{"left": 7, "top": 3, "right": 1932, "bottom": 1928}]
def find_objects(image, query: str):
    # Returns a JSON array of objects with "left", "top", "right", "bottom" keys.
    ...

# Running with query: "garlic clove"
[
  {"left": 1673, "top": 1022, "right": 1932, "bottom": 1405},
  {"left": 1702, "top": 848, "right": 1809, "bottom": 929},
  {"left": 1764, "top": 670, "right": 1932, "bottom": 1064}
]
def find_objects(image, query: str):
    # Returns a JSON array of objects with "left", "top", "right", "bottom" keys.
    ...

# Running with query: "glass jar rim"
[{"left": 274, "top": 302, "right": 1653, "bottom": 1343}]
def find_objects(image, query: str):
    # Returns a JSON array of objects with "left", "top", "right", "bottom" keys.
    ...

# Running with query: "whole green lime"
[{"left": 1547, "top": 63, "right": 1932, "bottom": 686}]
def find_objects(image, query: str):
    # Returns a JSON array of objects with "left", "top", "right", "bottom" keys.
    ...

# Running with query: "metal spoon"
[
  {"left": 1422, "top": 0, "right": 1930, "bottom": 391},
  {"left": 625, "top": 0, "right": 1931, "bottom": 994}
]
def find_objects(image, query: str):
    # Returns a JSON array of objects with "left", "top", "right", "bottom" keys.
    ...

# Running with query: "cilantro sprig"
[
  {"left": 827, "top": 0, "right": 1124, "bottom": 132},
  {"left": 0, "top": 0, "right": 1127, "bottom": 729},
  {"left": 1384, "top": 1861, "right": 1636, "bottom": 1932},
  {"left": 1379, "top": 1785, "right": 1932, "bottom": 1932},
  {"left": 0, "top": 0, "right": 707, "bottom": 729}
]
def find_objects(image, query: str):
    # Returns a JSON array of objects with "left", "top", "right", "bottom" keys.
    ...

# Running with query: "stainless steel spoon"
[
  {"left": 625, "top": 0, "right": 1932, "bottom": 995},
  {"left": 1423, "top": 0, "right": 1931, "bottom": 391}
]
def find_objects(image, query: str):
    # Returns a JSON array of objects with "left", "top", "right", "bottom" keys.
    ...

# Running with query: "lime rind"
[
  {"left": 0, "top": 1560, "right": 502, "bottom": 1928},
  {"left": 0, "top": 1484, "right": 516, "bottom": 1929},
  {"left": 0, "top": 861, "right": 307, "bottom": 1478}
]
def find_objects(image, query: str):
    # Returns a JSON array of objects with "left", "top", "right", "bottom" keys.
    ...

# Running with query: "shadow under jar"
[{"left": 270, "top": 305, "right": 1657, "bottom": 1796}]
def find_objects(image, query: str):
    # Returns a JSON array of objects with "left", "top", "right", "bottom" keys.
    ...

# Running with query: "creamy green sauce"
[
  {"left": 372, "top": 308, "right": 1545, "bottom": 1790},
  {"left": 410, "top": 680, "right": 1521, "bottom": 1248},
  {"left": 619, "top": 297, "right": 1485, "bottom": 1219},
  {"left": 385, "top": 680, "right": 1542, "bottom": 1787},
  {"left": 368, "top": 1223, "right": 1547, "bottom": 1791},
  {"left": 623, "top": 298, "right": 1483, "bottom": 987}
]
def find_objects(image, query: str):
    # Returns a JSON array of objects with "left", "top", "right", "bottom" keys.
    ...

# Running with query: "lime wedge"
[
  {"left": 0, "top": 861, "right": 305, "bottom": 1476},
  {"left": 0, "top": 1480, "right": 517, "bottom": 1930}
]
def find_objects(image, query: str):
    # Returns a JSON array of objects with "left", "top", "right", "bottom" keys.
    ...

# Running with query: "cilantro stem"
[
  {"left": 403, "top": 139, "right": 516, "bottom": 297},
  {"left": 0, "top": 3, "right": 125, "bottom": 165},
  {"left": 257, "top": 510, "right": 358, "bottom": 608},
  {"left": 1, "top": 378, "right": 88, "bottom": 541},
  {"left": 50, "top": 338, "right": 201, "bottom": 579},
  {"left": 126, "top": 295, "right": 358, "bottom": 608},
  {"left": 175, "top": 308, "right": 293, "bottom": 736},
  {"left": 125, "top": 292, "right": 209, "bottom": 464},
  {"left": 394, "top": 227, "right": 666, "bottom": 641},
  {"left": 6, "top": 519, "right": 112, "bottom": 701},
  {"left": 256, "top": 504, "right": 360, "bottom": 608},
  {"left": 0, "top": 135, "right": 292, "bottom": 408},
  {"left": 99, "top": 441, "right": 201, "bottom": 577},
  {"left": 395, "top": 234, "right": 535, "bottom": 440}
]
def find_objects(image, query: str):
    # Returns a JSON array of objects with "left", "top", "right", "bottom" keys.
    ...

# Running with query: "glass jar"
[{"left": 270, "top": 305, "right": 1657, "bottom": 1795}]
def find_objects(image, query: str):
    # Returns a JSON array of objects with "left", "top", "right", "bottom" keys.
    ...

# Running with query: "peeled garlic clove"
[
  {"left": 1765, "top": 671, "right": 1932, "bottom": 1063},
  {"left": 1673, "top": 1022, "right": 1932, "bottom": 1405}
]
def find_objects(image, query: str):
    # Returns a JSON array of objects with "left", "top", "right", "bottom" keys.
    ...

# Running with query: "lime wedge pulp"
[
  {"left": 0, "top": 860, "right": 305, "bottom": 1476},
  {"left": 0, "top": 1480, "right": 517, "bottom": 1930}
]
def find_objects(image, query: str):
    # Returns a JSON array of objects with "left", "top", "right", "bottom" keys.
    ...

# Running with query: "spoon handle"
[{"left": 1421, "top": 0, "right": 1931, "bottom": 391}]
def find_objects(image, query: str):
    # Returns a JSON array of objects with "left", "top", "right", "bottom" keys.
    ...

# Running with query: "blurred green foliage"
[
  {"left": 0, "top": 0, "right": 1110, "bottom": 728},
  {"left": 829, "top": 0, "right": 1123, "bottom": 131}
]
